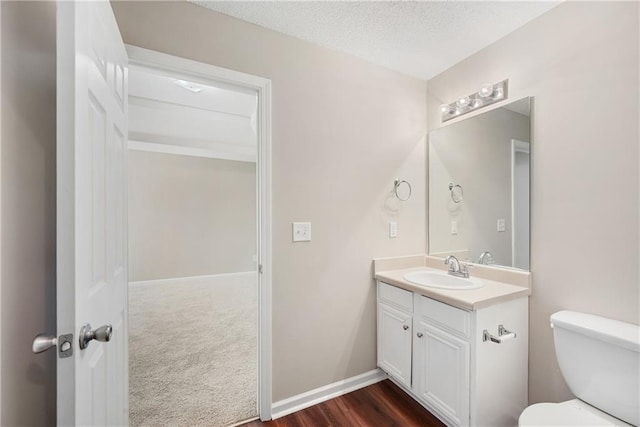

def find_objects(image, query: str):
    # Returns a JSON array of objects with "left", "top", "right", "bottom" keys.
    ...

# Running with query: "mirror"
[{"left": 428, "top": 97, "right": 531, "bottom": 270}]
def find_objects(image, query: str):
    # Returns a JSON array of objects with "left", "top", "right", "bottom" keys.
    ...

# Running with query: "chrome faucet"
[
  {"left": 477, "top": 251, "right": 494, "bottom": 265},
  {"left": 444, "top": 255, "right": 469, "bottom": 278}
]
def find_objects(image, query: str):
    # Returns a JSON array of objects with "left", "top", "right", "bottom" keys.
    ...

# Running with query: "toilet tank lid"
[{"left": 550, "top": 311, "right": 640, "bottom": 353}]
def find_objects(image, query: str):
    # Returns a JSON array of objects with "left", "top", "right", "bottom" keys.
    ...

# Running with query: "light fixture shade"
[
  {"left": 440, "top": 104, "right": 452, "bottom": 114},
  {"left": 479, "top": 83, "right": 494, "bottom": 98},
  {"left": 457, "top": 96, "right": 471, "bottom": 107},
  {"left": 471, "top": 98, "right": 483, "bottom": 108}
]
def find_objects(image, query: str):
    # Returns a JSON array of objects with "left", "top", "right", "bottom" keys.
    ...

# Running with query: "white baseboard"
[
  {"left": 129, "top": 271, "right": 256, "bottom": 287},
  {"left": 271, "top": 369, "right": 388, "bottom": 420}
]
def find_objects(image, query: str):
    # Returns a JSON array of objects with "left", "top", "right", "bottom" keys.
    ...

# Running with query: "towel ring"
[
  {"left": 394, "top": 179, "right": 412, "bottom": 202},
  {"left": 449, "top": 182, "right": 463, "bottom": 203}
]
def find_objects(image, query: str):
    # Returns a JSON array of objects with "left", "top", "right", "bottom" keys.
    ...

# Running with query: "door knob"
[
  {"left": 417, "top": 332, "right": 424, "bottom": 338},
  {"left": 403, "top": 325, "right": 409, "bottom": 330},
  {"left": 79, "top": 323, "right": 112, "bottom": 350},
  {"left": 32, "top": 334, "right": 57, "bottom": 354}
]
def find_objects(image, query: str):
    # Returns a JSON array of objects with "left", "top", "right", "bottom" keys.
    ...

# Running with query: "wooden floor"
[{"left": 240, "top": 380, "right": 445, "bottom": 427}]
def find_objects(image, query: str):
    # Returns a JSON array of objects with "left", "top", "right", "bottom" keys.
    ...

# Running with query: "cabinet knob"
[
  {"left": 403, "top": 325, "right": 409, "bottom": 330},
  {"left": 417, "top": 332, "right": 424, "bottom": 338}
]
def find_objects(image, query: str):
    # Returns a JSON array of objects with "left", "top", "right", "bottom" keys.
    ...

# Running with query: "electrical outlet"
[
  {"left": 292, "top": 222, "right": 311, "bottom": 242},
  {"left": 451, "top": 221, "right": 458, "bottom": 235},
  {"left": 389, "top": 221, "right": 398, "bottom": 238},
  {"left": 497, "top": 219, "right": 506, "bottom": 232}
]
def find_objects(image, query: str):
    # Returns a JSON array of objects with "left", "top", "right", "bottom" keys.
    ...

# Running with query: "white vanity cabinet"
[{"left": 376, "top": 280, "right": 528, "bottom": 427}]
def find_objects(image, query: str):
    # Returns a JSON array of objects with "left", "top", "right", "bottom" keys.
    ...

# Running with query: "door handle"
[
  {"left": 32, "top": 334, "right": 57, "bottom": 354},
  {"left": 79, "top": 324, "right": 112, "bottom": 350},
  {"left": 32, "top": 333, "right": 74, "bottom": 357}
]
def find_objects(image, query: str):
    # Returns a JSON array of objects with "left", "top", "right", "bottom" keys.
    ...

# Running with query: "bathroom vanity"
[
  {"left": 374, "top": 259, "right": 530, "bottom": 427},
  {"left": 376, "top": 96, "right": 533, "bottom": 426}
]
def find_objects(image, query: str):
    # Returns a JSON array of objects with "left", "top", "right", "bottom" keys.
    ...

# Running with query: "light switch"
[
  {"left": 389, "top": 221, "right": 398, "bottom": 238},
  {"left": 293, "top": 222, "right": 311, "bottom": 242},
  {"left": 497, "top": 219, "right": 506, "bottom": 232},
  {"left": 451, "top": 221, "right": 458, "bottom": 235}
]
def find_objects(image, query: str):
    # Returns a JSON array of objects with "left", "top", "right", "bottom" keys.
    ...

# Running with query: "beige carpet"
[{"left": 129, "top": 273, "right": 257, "bottom": 427}]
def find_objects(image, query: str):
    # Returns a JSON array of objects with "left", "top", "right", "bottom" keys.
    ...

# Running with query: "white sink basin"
[{"left": 403, "top": 270, "right": 484, "bottom": 290}]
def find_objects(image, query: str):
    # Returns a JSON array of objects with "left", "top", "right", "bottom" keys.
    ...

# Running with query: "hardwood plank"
[{"left": 239, "top": 380, "right": 445, "bottom": 427}]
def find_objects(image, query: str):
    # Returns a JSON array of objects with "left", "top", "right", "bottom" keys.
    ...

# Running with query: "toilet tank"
[{"left": 550, "top": 311, "right": 640, "bottom": 426}]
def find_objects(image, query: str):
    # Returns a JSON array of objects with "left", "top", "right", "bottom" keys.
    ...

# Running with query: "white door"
[
  {"left": 377, "top": 303, "right": 413, "bottom": 387},
  {"left": 414, "top": 321, "right": 470, "bottom": 426},
  {"left": 57, "top": 1, "right": 129, "bottom": 425}
]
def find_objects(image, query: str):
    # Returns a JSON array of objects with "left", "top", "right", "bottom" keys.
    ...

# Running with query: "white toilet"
[{"left": 519, "top": 311, "right": 639, "bottom": 427}]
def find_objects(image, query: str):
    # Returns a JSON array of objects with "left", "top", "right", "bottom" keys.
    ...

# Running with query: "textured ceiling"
[{"left": 190, "top": 1, "right": 560, "bottom": 80}]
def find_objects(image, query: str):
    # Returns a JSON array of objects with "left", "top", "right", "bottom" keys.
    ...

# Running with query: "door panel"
[
  {"left": 57, "top": 1, "right": 128, "bottom": 425},
  {"left": 415, "top": 320, "right": 470, "bottom": 426},
  {"left": 378, "top": 303, "right": 412, "bottom": 387}
]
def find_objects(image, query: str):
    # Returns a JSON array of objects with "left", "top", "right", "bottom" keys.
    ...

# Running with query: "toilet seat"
[{"left": 519, "top": 399, "right": 633, "bottom": 427}]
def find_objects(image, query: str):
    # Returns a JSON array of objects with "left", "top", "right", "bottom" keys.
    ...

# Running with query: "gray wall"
[
  {"left": 112, "top": 1, "right": 427, "bottom": 402},
  {"left": 128, "top": 150, "right": 257, "bottom": 282},
  {"left": 1, "top": 2, "right": 57, "bottom": 425},
  {"left": 427, "top": 1, "right": 639, "bottom": 404}
]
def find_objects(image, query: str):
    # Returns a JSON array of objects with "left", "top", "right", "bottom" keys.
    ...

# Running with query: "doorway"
[{"left": 125, "top": 47, "right": 272, "bottom": 425}]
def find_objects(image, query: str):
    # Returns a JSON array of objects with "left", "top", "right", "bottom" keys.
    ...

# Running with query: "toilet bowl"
[
  {"left": 519, "top": 311, "right": 639, "bottom": 427},
  {"left": 520, "top": 400, "right": 632, "bottom": 426}
]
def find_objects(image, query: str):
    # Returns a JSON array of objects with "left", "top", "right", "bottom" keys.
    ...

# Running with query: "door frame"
[
  {"left": 0, "top": 2, "right": 3, "bottom": 420},
  {"left": 510, "top": 139, "right": 530, "bottom": 269},
  {"left": 125, "top": 45, "right": 273, "bottom": 421}
]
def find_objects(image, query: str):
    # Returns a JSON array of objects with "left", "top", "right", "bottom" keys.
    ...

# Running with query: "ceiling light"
[{"left": 174, "top": 79, "right": 204, "bottom": 93}]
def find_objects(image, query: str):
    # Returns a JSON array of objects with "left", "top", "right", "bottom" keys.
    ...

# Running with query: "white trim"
[
  {"left": 127, "top": 139, "right": 256, "bottom": 163},
  {"left": 271, "top": 369, "right": 388, "bottom": 420},
  {"left": 228, "top": 417, "right": 259, "bottom": 427},
  {"left": 257, "top": 68, "right": 273, "bottom": 423},
  {"left": 126, "top": 45, "right": 273, "bottom": 420},
  {"left": 129, "top": 271, "right": 255, "bottom": 287},
  {"left": 126, "top": 45, "right": 269, "bottom": 91},
  {"left": 0, "top": 2, "right": 3, "bottom": 420}
]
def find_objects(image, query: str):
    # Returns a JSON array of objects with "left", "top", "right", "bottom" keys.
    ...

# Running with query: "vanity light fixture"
[{"left": 440, "top": 79, "right": 508, "bottom": 122}]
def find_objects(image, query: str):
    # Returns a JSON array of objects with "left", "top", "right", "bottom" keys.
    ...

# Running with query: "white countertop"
[{"left": 375, "top": 265, "right": 530, "bottom": 311}]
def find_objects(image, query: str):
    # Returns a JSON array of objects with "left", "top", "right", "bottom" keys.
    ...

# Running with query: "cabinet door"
[
  {"left": 414, "top": 320, "right": 470, "bottom": 426},
  {"left": 377, "top": 303, "right": 412, "bottom": 388}
]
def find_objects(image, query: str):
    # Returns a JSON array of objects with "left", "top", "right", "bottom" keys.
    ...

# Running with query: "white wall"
[
  {"left": 1, "top": 1, "right": 57, "bottom": 424},
  {"left": 112, "top": 1, "right": 427, "bottom": 402},
  {"left": 427, "top": 1, "right": 639, "bottom": 404},
  {"left": 429, "top": 106, "right": 530, "bottom": 266},
  {"left": 128, "top": 150, "right": 257, "bottom": 282}
]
